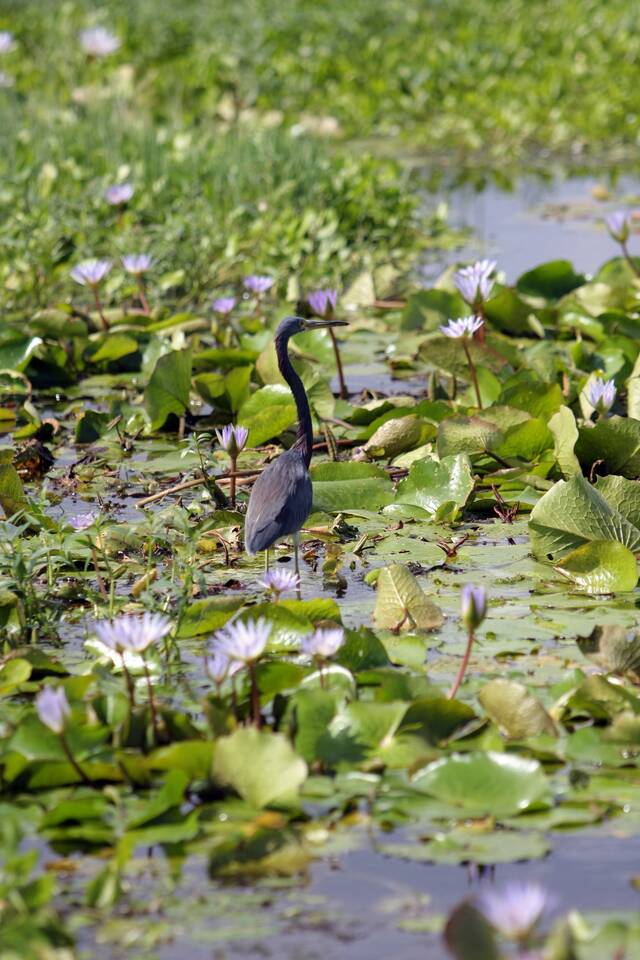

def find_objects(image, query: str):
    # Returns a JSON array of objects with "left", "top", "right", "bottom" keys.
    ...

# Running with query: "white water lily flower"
[
  {"left": 122, "top": 253, "right": 153, "bottom": 275},
  {"left": 477, "top": 882, "right": 551, "bottom": 940},
  {"left": 105, "top": 182, "right": 134, "bottom": 205},
  {"left": 93, "top": 612, "right": 172, "bottom": 654},
  {"left": 70, "top": 259, "right": 112, "bottom": 287},
  {"left": 205, "top": 649, "right": 242, "bottom": 684},
  {"left": 0, "top": 31, "right": 16, "bottom": 54},
  {"left": 80, "top": 26, "right": 120, "bottom": 57},
  {"left": 440, "top": 315, "right": 484, "bottom": 338},
  {"left": 214, "top": 617, "right": 271, "bottom": 663},
  {"left": 68, "top": 510, "right": 99, "bottom": 531},
  {"left": 36, "top": 686, "right": 70, "bottom": 734},
  {"left": 216, "top": 424, "right": 249, "bottom": 456},
  {"left": 587, "top": 376, "right": 616, "bottom": 414},
  {"left": 258, "top": 568, "right": 300, "bottom": 598},
  {"left": 605, "top": 210, "right": 629, "bottom": 243},
  {"left": 300, "top": 627, "right": 345, "bottom": 659},
  {"left": 454, "top": 259, "right": 496, "bottom": 304}
]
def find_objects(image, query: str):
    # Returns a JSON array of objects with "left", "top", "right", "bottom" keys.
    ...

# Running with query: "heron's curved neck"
[{"left": 275, "top": 332, "right": 312, "bottom": 467}]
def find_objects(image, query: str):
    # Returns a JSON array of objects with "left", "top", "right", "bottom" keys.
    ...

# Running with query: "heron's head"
[{"left": 276, "top": 315, "right": 348, "bottom": 340}]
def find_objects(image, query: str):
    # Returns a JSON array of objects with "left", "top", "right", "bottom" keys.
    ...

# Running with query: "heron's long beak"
[{"left": 306, "top": 319, "right": 348, "bottom": 328}]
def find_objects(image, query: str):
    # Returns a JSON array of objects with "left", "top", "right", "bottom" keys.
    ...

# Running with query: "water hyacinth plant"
[
  {"left": 79, "top": 26, "right": 120, "bottom": 58},
  {"left": 447, "top": 584, "right": 487, "bottom": 699},
  {"left": 122, "top": 254, "right": 154, "bottom": 313},
  {"left": 213, "top": 618, "right": 271, "bottom": 726},
  {"left": 307, "top": 287, "right": 348, "bottom": 398},
  {"left": 216, "top": 424, "right": 249, "bottom": 508},
  {"left": 440, "top": 315, "right": 485, "bottom": 408},
  {"left": 70, "top": 259, "right": 112, "bottom": 329}
]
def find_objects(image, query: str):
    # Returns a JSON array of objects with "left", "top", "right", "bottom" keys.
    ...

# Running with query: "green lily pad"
[
  {"left": 412, "top": 751, "right": 550, "bottom": 818},
  {"left": 395, "top": 454, "right": 474, "bottom": 516},
  {"left": 212, "top": 728, "right": 307, "bottom": 808},
  {"left": 577, "top": 625, "right": 640, "bottom": 676},
  {"left": 145, "top": 347, "right": 192, "bottom": 429},
  {"left": 479, "top": 679, "right": 556, "bottom": 738},
  {"left": 555, "top": 540, "right": 638, "bottom": 594},
  {"left": 373, "top": 564, "right": 443, "bottom": 632}
]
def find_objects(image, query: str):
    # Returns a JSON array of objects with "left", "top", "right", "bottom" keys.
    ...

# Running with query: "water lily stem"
[
  {"left": 621, "top": 240, "right": 640, "bottom": 277},
  {"left": 91, "top": 286, "right": 109, "bottom": 331},
  {"left": 248, "top": 661, "right": 261, "bottom": 728},
  {"left": 143, "top": 658, "right": 161, "bottom": 745},
  {"left": 60, "top": 731, "right": 95, "bottom": 788},
  {"left": 120, "top": 653, "right": 136, "bottom": 709},
  {"left": 461, "top": 338, "right": 483, "bottom": 409},
  {"left": 329, "top": 326, "right": 348, "bottom": 399},
  {"left": 229, "top": 454, "right": 237, "bottom": 508},
  {"left": 447, "top": 627, "right": 475, "bottom": 700},
  {"left": 137, "top": 277, "right": 151, "bottom": 315}
]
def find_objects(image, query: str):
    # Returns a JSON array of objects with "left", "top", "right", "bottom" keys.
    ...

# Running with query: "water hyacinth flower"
[
  {"left": 307, "top": 288, "right": 338, "bottom": 318},
  {"left": 36, "top": 686, "right": 70, "bottom": 734},
  {"left": 122, "top": 254, "right": 153, "bottom": 275},
  {"left": 460, "top": 584, "right": 487, "bottom": 631},
  {"left": 79, "top": 26, "right": 120, "bottom": 58},
  {"left": 215, "top": 617, "right": 271, "bottom": 664},
  {"left": 300, "top": 627, "right": 345, "bottom": 659},
  {"left": 605, "top": 210, "right": 630, "bottom": 244},
  {"left": 0, "top": 31, "right": 16, "bottom": 54},
  {"left": 243, "top": 275, "right": 274, "bottom": 294},
  {"left": 93, "top": 612, "right": 172, "bottom": 654},
  {"left": 105, "top": 182, "right": 134, "bottom": 206},
  {"left": 587, "top": 376, "right": 616, "bottom": 415},
  {"left": 477, "top": 882, "right": 551, "bottom": 941},
  {"left": 212, "top": 296, "right": 236, "bottom": 315},
  {"left": 454, "top": 259, "right": 496, "bottom": 306},
  {"left": 216, "top": 424, "right": 249, "bottom": 456},
  {"left": 259, "top": 568, "right": 300, "bottom": 599},
  {"left": 440, "top": 315, "right": 485, "bottom": 339},
  {"left": 70, "top": 259, "right": 112, "bottom": 288}
]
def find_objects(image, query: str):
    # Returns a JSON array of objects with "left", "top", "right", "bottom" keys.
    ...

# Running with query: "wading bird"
[{"left": 244, "top": 315, "right": 348, "bottom": 579}]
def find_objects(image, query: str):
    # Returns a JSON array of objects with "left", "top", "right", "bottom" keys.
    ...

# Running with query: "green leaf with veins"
[
  {"left": 555, "top": 540, "right": 638, "bottom": 594},
  {"left": 373, "top": 564, "right": 443, "bottom": 632}
]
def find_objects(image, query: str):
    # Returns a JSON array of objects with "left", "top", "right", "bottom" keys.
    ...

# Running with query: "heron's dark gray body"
[
  {"left": 244, "top": 314, "right": 347, "bottom": 559},
  {"left": 244, "top": 446, "right": 312, "bottom": 554}
]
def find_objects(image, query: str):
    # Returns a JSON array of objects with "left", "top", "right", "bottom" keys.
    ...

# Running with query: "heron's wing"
[{"left": 244, "top": 449, "right": 313, "bottom": 553}]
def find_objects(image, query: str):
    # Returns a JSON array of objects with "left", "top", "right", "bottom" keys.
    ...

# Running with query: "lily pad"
[
  {"left": 373, "top": 564, "right": 443, "bottom": 632},
  {"left": 479, "top": 679, "right": 556, "bottom": 738},
  {"left": 212, "top": 728, "right": 307, "bottom": 808},
  {"left": 394, "top": 454, "right": 474, "bottom": 517},
  {"left": 554, "top": 540, "right": 638, "bottom": 594}
]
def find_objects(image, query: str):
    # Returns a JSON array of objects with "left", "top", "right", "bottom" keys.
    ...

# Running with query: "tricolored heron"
[{"left": 244, "top": 315, "right": 348, "bottom": 578}]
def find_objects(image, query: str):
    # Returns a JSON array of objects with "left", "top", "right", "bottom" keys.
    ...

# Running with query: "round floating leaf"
[
  {"left": 516, "top": 259, "right": 585, "bottom": 299},
  {"left": 412, "top": 751, "right": 550, "bottom": 818},
  {"left": 577, "top": 625, "right": 640, "bottom": 676},
  {"left": 529, "top": 475, "right": 640, "bottom": 562},
  {"left": 555, "top": 540, "right": 638, "bottom": 594},
  {"left": 548, "top": 406, "right": 581, "bottom": 478},
  {"left": 239, "top": 384, "right": 296, "bottom": 447},
  {"left": 144, "top": 347, "right": 192, "bottom": 429},
  {"left": 311, "top": 461, "right": 393, "bottom": 512},
  {"left": 363, "top": 415, "right": 424, "bottom": 458},
  {"left": 576, "top": 416, "right": 640, "bottom": 479},
  {"left": 212, "top": 728, "right": 307, "bottom": 808},
  {"left": 444, "top": 901, "right": 500, "bottom": 960},
  {"left": 479, "top": 679, "right": 556, "bottom": 739},
  {"left": 373, "top": 563, "right": 443, "bottom": 632},
  {"left": 437, "top": 416, "right": 503, "bottom": 459},
  {"left": 395, "top": 453, "right": 474, "bottom": 516}
]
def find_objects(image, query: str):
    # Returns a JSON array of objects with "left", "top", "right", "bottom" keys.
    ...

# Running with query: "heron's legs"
[
  {"left": 293, "top": 531, "right": 302, "bottom": 599},
  {"left": 264, "top": 548, "right": 270, "bottom": 573}
]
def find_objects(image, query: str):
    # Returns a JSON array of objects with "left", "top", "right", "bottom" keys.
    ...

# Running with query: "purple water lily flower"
[
  {"left": 214, "top": 617, "right": 271, "bottom": 664},
  {"left": 258, "top": 568, "right": 300, "bottom": 599},
  {"left": 308, "top": 288, "right": 338, "bottom": 318},
  {"left": 93, "top": 612, "right": 172, "bottom": 654},
  {"left": 587, "top": 376, "right": 616, "bottom": 414},
  {"left": 105, "top": 182, "right": 134, "bottom": 206},
  {"left": 70, "top": 259, "right": 112, "bottom": 287},
  {"left": 477, "top": 882, "right": 551, "bottom": 941},
  {"left": 36, "top": 686, "right": 70, "bottom": 734},
  {"left": 0, "top": 31, "right": 16, "bottom": 54},
  {"left": 300, "top": 627, "right": 345, "bottom": 659},
  {"left": 216, "top": 424, "right": 249, "bottom": 456},
  {"left": 460, "top": 584, "right": 487, "bottom": 631},
  {"left": 205, "top": 649, "right": 240, "bottom": 685},
  {"left": 605, "top": 210, "right": 630, "bottom": 243},
  {"left": 80, "top": 26, "right": 120, "bottom": 57},
  {"left": 243, "top": 275, "right": 274, "bottom": 295},
  {"left": 454, "top": 259, "right": 496, "bottom": 304},
  {"left": 440, "top": 315, "right": 484, "bottom": 339},
  {"left": 122, "top": 254, "right": 153, "bottom": 275},
  {"left": 212, "top": 297, "right": 237, "bottom": 315}
]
